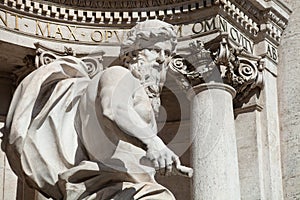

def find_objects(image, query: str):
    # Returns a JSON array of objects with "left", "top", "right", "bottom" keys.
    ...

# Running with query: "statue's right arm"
[
  {"left": 98, "top": 67, "right": 166, "bottom": 148},
  {"left": 97, "top": 66, "right": 184, "bottom": 175}
]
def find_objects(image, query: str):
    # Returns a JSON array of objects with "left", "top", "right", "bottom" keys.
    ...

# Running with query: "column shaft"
[{"left": 189, "top": 83, "right": 240, "bottom": 200}]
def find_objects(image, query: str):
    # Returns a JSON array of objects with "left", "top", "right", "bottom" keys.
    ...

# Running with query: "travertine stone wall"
[
  {"left": 278, "top": 1, "right": 300, "bottom": 199},
  {"left": 235, "top": 110, "right": 263, "bottom": 199}
]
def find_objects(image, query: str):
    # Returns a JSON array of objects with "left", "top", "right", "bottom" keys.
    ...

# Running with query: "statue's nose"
[{"left": 156, "top": 50, "right": 165, "bottom": 64}]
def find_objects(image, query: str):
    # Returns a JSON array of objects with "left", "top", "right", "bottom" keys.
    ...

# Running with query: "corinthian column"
[{"left": 169, "top": 34, "right": 264, "bottom": 200}]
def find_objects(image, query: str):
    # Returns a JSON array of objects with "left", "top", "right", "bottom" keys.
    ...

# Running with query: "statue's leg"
[{"left": 58, "top": 160, "right": 176, "bottom": 200}]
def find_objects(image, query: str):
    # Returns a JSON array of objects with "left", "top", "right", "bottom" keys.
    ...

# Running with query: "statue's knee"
[{"left": 138, "top": 183, "right": 176, "bottom": 200}]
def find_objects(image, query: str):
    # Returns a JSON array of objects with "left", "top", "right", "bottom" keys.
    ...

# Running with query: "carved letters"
[{"left": 0, "top": 9, "right": 255, "bottom": 51}]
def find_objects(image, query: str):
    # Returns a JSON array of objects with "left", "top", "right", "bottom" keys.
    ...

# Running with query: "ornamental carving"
[
  {"left": 169, "top": 34, "right": 264, "bottom": 105},
  {"left": 40, "top": 0, "right": 199, "bottom": 10},
  {"left": 34, "top": 42, "right": 104, "bottom": 78}
]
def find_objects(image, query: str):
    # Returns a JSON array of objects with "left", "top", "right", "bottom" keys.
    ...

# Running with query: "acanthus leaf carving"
[{"left": 169, "top": 33, "right": 264, "bottom": 106}]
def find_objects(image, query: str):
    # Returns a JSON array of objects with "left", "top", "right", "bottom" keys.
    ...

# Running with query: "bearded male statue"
[{"left": 1, "top": 20, "right": 193, "bottom": 199}]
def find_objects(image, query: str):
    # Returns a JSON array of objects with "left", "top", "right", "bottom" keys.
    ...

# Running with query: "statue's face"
[
  {"left": 127, "top": 40, "right": 173, "bottom": 116},
  {"left": 128, "top": 40, "right": 173, "bottom": 93},
  {"left": 139, "top": 41, "right": 173, "bottom": 64}
]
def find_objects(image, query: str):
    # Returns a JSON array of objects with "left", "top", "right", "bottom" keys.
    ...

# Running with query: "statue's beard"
[
  {"left": 129, "top": 60, "right": 166, "bottom": 117},
  {"left": 144, "top": 84, "right": 161, "bottom": 117}
]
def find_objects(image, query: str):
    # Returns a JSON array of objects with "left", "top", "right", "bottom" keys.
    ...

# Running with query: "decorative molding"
[
  {"left": 231, "top": 0, "right": 264, "bottom": 21},
  {"left": 39, "top": 0, "right": 198, "bottom": 10},
  {"left": 219, "top": 0, "right": 260, "bottom": 36},
  {"left": 0, "top": 0, "right": 290, "bottom": 44},
  {"left": 234, "top": 103, "right": 263, "bottom": 117},
  {"left": 168, "top": 41, "right": 209, "bottom": 90},
  {"left": 209, "top": 34, "right": 264, "bottom": 105},
  {"left": 266, "top": 10, "right": 288, "bottom": 29},
  {"left": 219, "top": 0, "right": 290, "bottom": 43},
  {"left": 260, "top": 9, "right": 288, "bottom": 42},
  {"left": 0, "top": 0, "right": 216, "bottom": 25}
]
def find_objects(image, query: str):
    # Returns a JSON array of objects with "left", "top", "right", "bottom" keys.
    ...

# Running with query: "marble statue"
[{"left": 1, "top": 20, "right": 192, "bottom": 199}]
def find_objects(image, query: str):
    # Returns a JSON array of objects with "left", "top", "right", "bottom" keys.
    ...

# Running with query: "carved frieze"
[
  {"left": 0, "top": 0, "right": 290, "bottom": 105},
  {"left": 39, "top": 0, "right": 192, "bottom": 10},
  {"left": 0, "top": 0, "right": 290, "bottom": 47},
  {"left": 1, "top": 0, "right": 215, "bottom": 25}
]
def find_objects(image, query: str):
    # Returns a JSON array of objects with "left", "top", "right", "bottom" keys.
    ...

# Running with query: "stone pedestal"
[{"left": 188, "top": 83, "right": 241, "bottom": 200}]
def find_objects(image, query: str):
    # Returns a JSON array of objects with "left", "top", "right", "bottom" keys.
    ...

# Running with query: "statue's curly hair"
[{"left": 120, "top": 20, "right": 177, "bottom": 57}]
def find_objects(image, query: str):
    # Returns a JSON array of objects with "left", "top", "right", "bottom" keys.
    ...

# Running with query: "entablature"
[
  {"left": 0, "top": 0, "right": 290, "bottom": 34},
  {"left": 0, "top": 0, "right": 292, "bottom": 115}
]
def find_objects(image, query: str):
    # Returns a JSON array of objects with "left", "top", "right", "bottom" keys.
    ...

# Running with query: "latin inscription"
[
  {"left": 0, "top": 10, "right": 130, "bottom": 43},
  {"left": 219, "top": 16, "right": 254, "bottom": 53},
  {"left": 0, "top": 9, "right": 187, "bottom": 44},
  {"left": 0, "top": 9, "right": 256, "bottom": 54},
  {"left": 190, "top": 16, "right": 254, "bottom": 53},
  {"left": 35, "top": 21, "right": 79, "bottom": 41},
  {"left": 192, "top": 17, "right": 217, "bottom": 34},
  {"left": 266, "top": 42, "right": 278, "bottom": 63}
]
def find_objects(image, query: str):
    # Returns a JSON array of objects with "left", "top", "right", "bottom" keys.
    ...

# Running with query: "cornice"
[
  {"left": 219, "top": 0, "right": 290, "bottom": 43},
  {"left": 1, "top": 0, "right": 217, "bottom": 26},
  {"left": 37, "top": 0, "right": 196, "bottom": 11},
  {"left": 0, "top": 0, "right": 291, "bottom": 44},
  {"left": 230, "top": 0, "right": 264, "bottom": 22},
  {"left": 219, "top": 0, "right": 260, "bottom": 37}
]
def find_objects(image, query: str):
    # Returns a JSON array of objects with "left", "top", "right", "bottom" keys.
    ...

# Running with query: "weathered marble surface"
[
  {"left": 278, "top": 1, "right": 300, "bottom": 199},
  {"left": 189, "top": 83, "right": 241, "bottom": 200},
  {"left": 1, "top": 20, "right": 192, "bottom": 199}
]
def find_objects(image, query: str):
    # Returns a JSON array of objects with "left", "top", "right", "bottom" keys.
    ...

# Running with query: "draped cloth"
[{"left": 1, "top": 57, "right": 175, "bottom": 200}]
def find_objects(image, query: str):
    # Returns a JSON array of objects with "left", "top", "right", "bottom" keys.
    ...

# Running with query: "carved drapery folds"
[{"left": 169, "top": 34, "right": 264, "bottom": 105}]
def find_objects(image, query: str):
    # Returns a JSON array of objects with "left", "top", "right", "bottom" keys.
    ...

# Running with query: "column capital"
[
  {"left": 34, "top": 42, "right": 105, "bottom": 78},
  {"left": 169, "top": 34, "right": 264, "bottom": 105}
]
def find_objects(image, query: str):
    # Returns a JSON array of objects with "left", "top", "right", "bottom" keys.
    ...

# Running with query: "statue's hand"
[
  {"left": 172, "top": 159, "right": 193, "bottom": 178},
  {"left": 146, "top": 137, "right": 177, "bottom": 176},
  {"left": 145, "top": 137, "right": 193, "bottom": 177}
]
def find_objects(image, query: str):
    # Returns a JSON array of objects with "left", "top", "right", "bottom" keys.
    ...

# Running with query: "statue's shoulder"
[
  {"left": 103, "top": 65, "right": 129, "bottom": 74},
  {"left": 97, "top": 65, "right": 141, "bottom": 93},
  {"left": 99, "top": 65, "right": 133, "bottom": 83}
]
